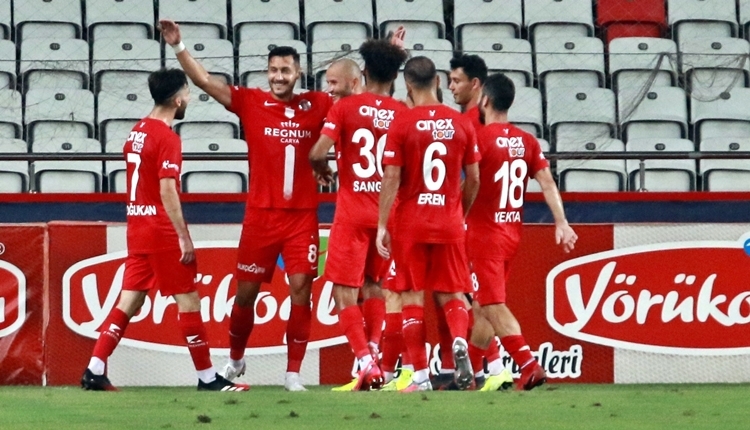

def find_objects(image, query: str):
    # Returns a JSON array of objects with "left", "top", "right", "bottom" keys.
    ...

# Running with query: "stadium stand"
[
  {"left": 0, "top": 90, "right": 22, "bottom": 138},
  {"left": 597, "top": 0, "right": 666, "bottom": 43},
  {"left": 668, "top": 0, "right": 738, "bottom": 42},
  {"left": 507, "top": 86, "right": 543, "bottom": 137},
  {"left": 24, "top": 88, "right": 94, "bottom": 143},
  {"left": 85, "top": 0, "right": 155, "bottom": 41},
  {"left": 699, "top": 138, "right": 750, "bottom": 191},
  {"left": 92, "top": 38, "right": 161, "bottom": 94},
  {"left": 158, "top": 0, "right": 228, "bottom": 39},
  {"left": 104, "top": 139, "right": 126, "bottom": 193},
  {"left": 173, "top": 91, "right": 240, "bottom": 140},
  {"left": 375, "top": 0, "right": 446, "bottom": 40},
  {"left": 232, "top": 0, "right": 301, "bottom": 43},
  {"left": 305, "top": 0, "right": 373, "bottom": 43},
  {"left": 0, "top": 39, "right": 15, "bottom": 90},
  {"left": 31, "top": 137, "right": 102, "bottom": 193},
  {"left": 14, "top": 0, "right": 82, "bottom": 40},
  {"left": 0, "top": 0, "right": 10, "bottom": 40},
  {"left": 97, "top": 90, "right": 153, "bottom": 145},
  {"left": 454, "top": 0, "right": 522, "bottom": 46},
  {"left": 618, "top": 87, "right": 689, "bottom": 141},
  {"left": 690, "top": 88, "right": 750, "bottom": 141},
  {"left": 164, "top": 39, "right": 235, "bottom": 85},
  {"left": 535, "top": 37, "right": 605, "bottom": 98},
  {"left": 524, "top": 0, "right": 594, "bottom": 44},
  {"left": 0, "top": 138, "right": 29, "bottom": 192},
  {"left": 19, "top": 38, "right": 89, "bottom": 91},
  {"left": 679, "top": 37, "right": 750, "bottom": 100},
  {"left": 556, "top": 137, "right": 627, "bottom": 192},
  {"left": 181, "top": 138, "right": 248, "bottom": 193},
  {"left": 463, "top": 38, "right": 533, "bottom": 88},
  {"left": 608, "top": 37, "right": 677, "bottom": 91},
  {"left": 626, "top": 138, "right": 697, "bottom": 191},
  {"left": 546, "top": 87, "right": 617, "bottom": 144}
]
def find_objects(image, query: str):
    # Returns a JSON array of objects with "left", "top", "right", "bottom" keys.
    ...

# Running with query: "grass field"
[{"left": 1, "top": 384, "right": 748, "bottom": 429}]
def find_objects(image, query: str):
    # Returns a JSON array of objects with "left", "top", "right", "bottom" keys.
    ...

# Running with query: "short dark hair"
[
  {"left": 403, "top": 56, "right": 436, "bottom": 90},
  {"left": 450, "top": 54, "right": 488, "bottom": 84},
  {"left": 148, "top": 68, "right": 187, "bottom": 106},
  {"left": 268, "top": 46, "right": 300, "bottom": 65},
  {"left": 482, "top": 73, "right": 515, "bottom": 112},
  {"left": 359, "top": 39, "right": 408, "bottom": 84}
]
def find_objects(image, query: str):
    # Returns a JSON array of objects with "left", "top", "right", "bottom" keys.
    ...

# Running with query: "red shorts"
[
  {"left": 122, "top": 249, "right": 197, "bottom": 296},
  {"left": 325, "top": 223, "right": 390, "bottom": 287},
  {"left": 471, "top": 258, "right": 513, "bottom": 306},
  {"left": 236, "top": 208, "right": 319, "bottom": 283},
  {"left": 392, "top": 240, "right": 472, "bottom": 294}
]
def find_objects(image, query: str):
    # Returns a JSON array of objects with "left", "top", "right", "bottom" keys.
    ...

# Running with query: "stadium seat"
[
  {"left": 597, "top": 0, "right": 666, "bottom": 44},
  {"left": 232, "top": 0, "right": 300, "bottom": 43},
  {"left": 556, "top": 137, "right": 627, "bottom": 192},
  {"left": 103, "top": 139, "right": 126, "bottom": 193},
  {"left": 690, "top": 88, "right": 750, "bottom": 140},
  {"left": 626, "top": 138, "right": 696, "bottom": 191},
  {"left": 740, "top": 0, "right": 750, "bottom": 38},
  {"left": 158, "top": 0, "right": 227, "bottom": 39},
  {"left": 239, "top": 39, "right": 308, "bottom": 88},
  {"left": 463, "top": 38, "right": 533, "bottom": 88},
  {"left": 174, "top": 91, "right": 239, "bottom": 140},
  {"left": 165, "top": 39, "right": 235, "bottom": 85},
  {"left": 25, "top": 89, "right": 94, "bottom": 143},
  {"left": 524, "top": 0, "right": 594, "bottom": 44},
  {"left": 181, "top": 138, "right": 248, "bottom": 193},
  {"left": 0, "top": 139, "right": 29, "bottom": 192},
  {"left": 679, "top": 37, "right": 750, "bottom": 100},
  {"left": 535, "top": 37, "right": 605, "bottom": 96},
  {"left": 0, "top": 0, "right": 10, "bottom": 39},
  {"left": 85, "top": 0, "right": 154, "bottom": 40},
  {"left": 311, "top": 38, "right": 366, "bottom": 89},
  {"left": 97, "top": 91, "right": 153, "bottom": 145},
  {"left": 454, "top": 0, "right": 522, "bottom": 46},
  {"left": 375, "top": 0, "right": 445, "bottom": 40},
  {"left": 305, "top": 0, "right": 373, "bottom": 43},
  {"left": 699, "top": 138, "right": 750, "bottom": 191},
  {"left": 31, "top": 137, "right": 102, "bottom": 193},
  {"left": 608, "top": 37, "right": 678, "bottom": 91},
  {"left": 546, "top": 87, "right": 617, "bottom": 144},
  {"left": 618, "top": 87, "right": 688, "bottom": 141},
  {"left": 0, "top": 40, "right": 15, "bottom": 90},
  {"left": 508, "top": 87, "right": 543, "bottom": 136},
  {"left": 525, "top": 138, "right": 550, "bottom": 193},
  {"left": 667, "top": 0, "right": 738, "bottom": 42},
  {"left": 405, "top": 38, "right": 453, "bottom": 76},
  {"left": 0, "top": 90, "right": 22, "bottom": 138},
  {"left": 13, "top": 0, "right": 82, "bottom": 40},
  {"left": 19, "top": 38, "right": 89, "bottom": 91},
  {"left": 92, "top": 39, "right": 161, "bottom": 94}
]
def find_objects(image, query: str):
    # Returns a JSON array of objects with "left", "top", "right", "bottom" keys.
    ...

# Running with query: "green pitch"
[{"left": 1, "top": 384, "right": 748, "bottom": 429}]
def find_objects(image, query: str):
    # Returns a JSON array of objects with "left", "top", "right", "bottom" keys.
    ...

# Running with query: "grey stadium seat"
[
  {"left": 508, "top": 87, "right": 543, "bottom": 136},
  {"left": 19, "top": 38, "right": 89, "bottom": 91},
  {"left": 546, "top": 87, "right": 617, "bottom": 144},
  {"left": 31, "top": 137, "right": 102, "bottom": 193},
  {"left": 232, "top": 0, "right": 300, "bottom": 43},
  {"left": 463, "top": 38, "right": 533, "bottom": 88},
  {"left": 104, "top": 139, "right": 126, "bottom": 193},
  {"left": 524, "top": 0, "right": 594, "bottom": 44},
  {"left": 626, "top": 138, "right": 696, "bottom": 192},
  {"left": 535, "top": 37, "right": 605, "bottom": 96},
  {"left": 97, "top": 91, "right": 153, "bottom": 145},
  {"left": 0, "top": 139, "right": 30, "bottom": 193},
  {"left": 556, "top": 137, "right": 627, "bottom": 192},
  {"left": 25, "top": 88, "right": 94, "bottom": 143},
  {"left": 618, "top": 87, "right": 688, "bottom": 141},
  {"left": 0, "top": 0, "right": 10, "bottom": 39},
  {"left": 158, "top": 0, "right": 227, "bottom": 39},
  {"left": 0, "top": 40, "right": 15, "bottom": 90},
  {"left": 173, "top": 91, "right": 240, "bottom": 140},
  {"left": 376, "top": 0, "right": 445, "bottom": 40},
  {"left": 165, "top": 39, "right": 235, "bottom": 85},
  {"left": 85, "top": 0, "right": 155, "bottom": 40},
  {"left": 14, "top": 0, "right": 82, "bottom": 40},
  {"left": 181, "top": 138, "right": 248, "bottom": 193},
  {"left": 690, "top": 88, "right": 750, "bottom": 140},
  {"left": 680, "top": 37, "right": 750, "bottom": 100},
  {"left": 699, "top": 138, "right": 750, "bottom": 191},
  {"left": 668, "top": 0, "right": 738, "bottom": 42},
  {"left": 305, "top": 0, "right": 373, "bottom": 43},
  {"left": 92, "top": 38, "right": 161, "bottom": 93},
  {"left": 454, "top": 0, "right": 522, "bottom": 46},
  {"left": 608, "top": 37, "right": 678, "bottom": 91},
  {"left": 0, "top": 90, "right": 22, "bottom": 138}
]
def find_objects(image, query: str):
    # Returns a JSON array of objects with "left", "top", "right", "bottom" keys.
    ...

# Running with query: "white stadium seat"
[
  {"left": 0, "top": 139, "right": 29, "bottom": 193},
  {"left": 31, "top": 137, "right": 102, "bottom": 193},
  {"left": 0, "top": 40, "right": 16, "bottom": 90},
  {"left": 556, "top": 137, "right": 627, "bottom": 192},
  {"left": 740, "top": 0, "right": 750, "bottom": 36},
  {"left": 158, "top": 0, "right": 227, "bottom": 39},
  {"left": 608, "top": 37, "right": 678, "bottom": 91},
  {"left": 232, "top": 0, "right": 300, "bottom": 43},
  {"left": 680, "top": 37, "right": 750, "bottom": 100},
  {"left": 19, "top": 38, "right": 89, "bottom": 91},
  {"left": 546, "top": 87, "right": 617, "bottom": 144},
  {"left": 690, "top": 88, "right": 750, "bottom": 140},
  {"left": 535, "top": 37, "right": 605, "bottom": 96},
  {"left": 0, "top": 0, "right": 10, "bottom": 39},
  {"left": 524, "top": 0, "right": 594, "bottom": 44},
  {"left": 0, "top": 90, "right": 22, "bottom": 138},
  {"left": 92, "top": 38, "right": 161, "bottom": 93},
  {"left": 618, "top": 87, "right": 688, "bottom": 141},
  {"left": 699, "top": 138, "right": 750, "bottom": 191},
  {"left": 174, "top": 91, "right": 239, "bottom": 140},
  {"left": 85, "top": 0, "right": 154, "bottom": 40},
  {"left": 454, "top": 0, "right": 522, "bottom": 45},
  {"left": 508, "top": 87, "right": 543, "bottom": 136},
  {"left": 181, "top": 138, "right": 248, "bottom": 193},
  {"left": 104, "top": 139, "right": 126, "bottom": 193},
  {"left": 626, "top": 138, "right": 696, "bottom": 191},
  {"left": 239, "top": 39, "right": 308, "bottom": 88},
  {"left": 463, "top": 38, "right": 533, "bottom": 88},
  {"left": 165, "top": 39, "right": 235, "bottom": 85},
  {"left": 305, "top": 0, "right": 373, "bottom": 42},
  {"left": 14, "top": 0, "right": 82, "bottom": 40},
  {"left": 311, "top": 38, "right": 366, "bottom": 88},
  {"left": 97, "top": 91, "right": 153, "bottom": 144},
  {"left": 376, "top": 0, "right": 445, "bottom": 40},
  {"left": 525, "top": 138, "right": 550, "bottom": 193},
  {"left": 25, "top": 89, "right": 94, "bottom": 143},
  {"left": 667, "top": 0, "right": 738, "bottom": 42}
]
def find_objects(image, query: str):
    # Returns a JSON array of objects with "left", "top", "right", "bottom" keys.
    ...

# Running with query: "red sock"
[
  {"left": 380, "top": 312, "right": 403, "bottom": 373},
  {"left": 178, "top": 311, "right": 213, "bottom": 371},
  {"left": 468, "top": 343, "right": 485, "bottom": 375},
  {"left": 362, "top": 298, "right": 386, "bottom": 345},
  {"left": 402, "top": 305, "right": 427, "bottom": 371},
  {"left": 501, "top": 334, "right": 535, "bottom": 369},
  {"left": 229, "top": 303, "right": 255, "bottom": 361},
  {"left": 286, "top": 304, "right": 311, "bottom": 373},
  {"left": 338, "top": 305, "right": 370, "bottom": 360},
  {"left": 442, "top": 299, "right": 469, "bottom": 342},
  {"left": 485, "top": 338, "right": 501, "bottom": 363},
  {"left": 92, "top": 308, "right": 130, "bottom": 362},
  {"left": 435, "top": 304, "right": 455, "bottom": 370}
]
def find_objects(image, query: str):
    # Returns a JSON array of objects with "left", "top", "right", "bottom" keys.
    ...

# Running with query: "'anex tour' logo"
[
  {"left": 0, "top": 260, "right": 26, "bottom": 338},
  {"left": 546, "top": 236, "right": 750, "bottom": 355},
  {"left": 62, "top": 238, "right": 345, "bottom": 354}
]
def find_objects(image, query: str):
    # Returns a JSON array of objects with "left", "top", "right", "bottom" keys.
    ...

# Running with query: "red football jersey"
[
  {"left": 383, "top": 105, "right": 480, "bottom": 243},
  {"left": 228, "top": 86, "right": 333, "bottom": 209},
  {"left": 124, "top": 118, "right": 182, "bottom": 254},
  {"left": 464, "top": 105, "right": 483, "bottom": 131},
  {"left": 321, "top": 93, "right": 406, "bottom": 227},
  {"left": 466, "top": 122, "right": 549, "bottom": 258}
]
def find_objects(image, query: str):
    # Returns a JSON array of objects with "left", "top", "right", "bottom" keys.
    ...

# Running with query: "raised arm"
[
  {"left": 160, "top": 177, "right": 194, "bottom": 264},
  {"left": 309, "top": 134, "right": 336, "bottom": 185},
  {"left": 534, "top": 167, "right": 577, "bottom": 253},
  {"left": 159, "top": 19, "right": 232, "bottom": 108}
]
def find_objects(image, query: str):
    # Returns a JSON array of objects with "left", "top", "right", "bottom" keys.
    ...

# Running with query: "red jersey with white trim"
[
  {"left": 124, "top": 118, "right": 182, "bottom": 254},
  {"left": 228, "top": 86, "right": 333, "bottom": 209},
  {"left": 465, "top": 105, "right": 483, "bottom": 131},
  {"left": 466, "top": 122, "right": 549, "bottom": 258},
  {"left": 383, "top": 105, "right": 480, "bottom": 243},
  {"left": 321, "top": 93, "right": 406, "bottom": 227}
]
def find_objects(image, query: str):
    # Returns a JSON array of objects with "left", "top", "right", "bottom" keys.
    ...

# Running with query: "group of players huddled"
[{"left": 79, "top": 20, "right": 577, "bottom": 393}]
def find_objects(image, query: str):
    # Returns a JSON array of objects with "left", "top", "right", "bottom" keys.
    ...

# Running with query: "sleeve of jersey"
[
  {"left": 227, "top": 85, "right": 250, "bottom": 115},
  {"left": 529, "top": 135, "right": 550, "bottom": 176},
  {"left": 382, "top": 118, "right": 404, "bottom": 167},
  {"left": 158, "top": 134, "right": 183, "bottom": 180},
  {"left": 463, "top": 122, "right": 481, "bottom": 165},
  {"left": 319, "top": 102, "right": 342, "bottom": 142}
]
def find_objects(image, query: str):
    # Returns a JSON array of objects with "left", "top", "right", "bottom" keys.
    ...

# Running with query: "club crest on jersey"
[
  {"left": 285, "top": 107, "right": 295, "bottom": 119},
  {"left": 298, "top": 99, "right": 312, "bottom": 111},
  {"left": 496, "top": 136, "right": 526, "bottom": 157},
  {"left": 417, "top": 119, "right": 455, "bottom": 140},
  {"left": 359, "top": 105, "right": 395, "bottom": 129}
]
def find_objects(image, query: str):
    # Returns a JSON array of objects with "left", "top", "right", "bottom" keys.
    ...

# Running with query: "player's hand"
[
  {"left": 376, "top": 227, "right": 392, "bottom": 259},
  {"left": 179, "top": 235, "right": 195, "bottom": 264},
  {"left": 158, "top": 19, "right": 182, "bottom": 46},
  {"left": 314, "top": 166, "right": 334, "bottom": 186},
  {"left": 555, "top": 223, "right": 578, "bottom": 253},
  {"left": 389, "top": 26, "right": 406, "bottom": 49}
]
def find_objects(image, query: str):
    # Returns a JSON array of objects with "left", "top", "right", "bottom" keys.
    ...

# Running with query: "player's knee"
[{"left": 173, "top": 292, "right": 201, "bottom": 313}]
